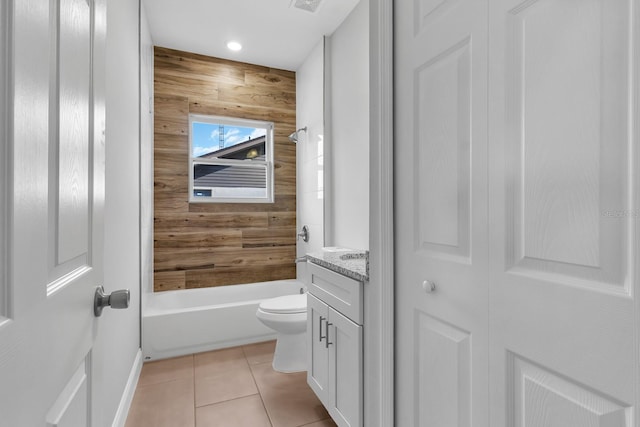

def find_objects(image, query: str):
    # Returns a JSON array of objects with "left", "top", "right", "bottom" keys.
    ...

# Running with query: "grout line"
[
  {"left": 257, "top": 385, "right": 274, "bottom": 426},
  {"left": 241, "top": 343, "right": 250, "bottom": 360},
  {"left": 250, "top": 360, "right": 275, "bottom": 370},
  {"left": 246, "top": 351, "right": 274, "bottom": 427},
  {"left": 195, "top": 393, "right": 261, "bottom": 410}
]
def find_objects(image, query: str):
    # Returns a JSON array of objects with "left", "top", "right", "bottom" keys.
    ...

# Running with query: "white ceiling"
[{"left": 142, "top": 0, "right": 360, "bottom": 71}]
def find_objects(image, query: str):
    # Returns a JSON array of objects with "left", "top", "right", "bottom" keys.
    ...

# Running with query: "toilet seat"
[{"left": 258, "top": 294, "right": 307, "bottom": 314}]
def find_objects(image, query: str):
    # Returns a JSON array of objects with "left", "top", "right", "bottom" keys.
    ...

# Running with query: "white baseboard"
[{"left": 112, "top": 349, "right": 143, "bottom": 427}]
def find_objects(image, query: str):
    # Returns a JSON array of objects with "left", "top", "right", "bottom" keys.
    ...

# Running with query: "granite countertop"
[{"left": 305, "top": 247, "right": 369, "bottom": 282}]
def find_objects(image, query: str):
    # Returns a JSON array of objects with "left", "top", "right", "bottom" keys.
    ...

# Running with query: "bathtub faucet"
[{"left": 294, "top": 256, "right": 307, "bottom": 264}]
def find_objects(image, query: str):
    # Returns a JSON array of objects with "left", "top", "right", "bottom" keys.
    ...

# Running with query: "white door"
[
  {"left": 0, "top": 0, "right": 107, "bottom": 425},
  {"left": 396, "top": 0, "right": 639, "bottom": 426},
  {"left": 488, "top": 0, "right": 638, "bottom": 425},
  {"left": 394, "top": 0, "right": 489, "bottom": 425}
]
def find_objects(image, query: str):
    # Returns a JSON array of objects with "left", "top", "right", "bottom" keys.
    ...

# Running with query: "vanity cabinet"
[{"left": 307, "top": 262, "right": 363, "bottom": 427}]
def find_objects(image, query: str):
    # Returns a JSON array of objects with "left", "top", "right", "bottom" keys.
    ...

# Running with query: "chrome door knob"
[
  {"left": 94, "top": 286, "right": 130, "bottom": 317},
  {"left": 422, "top": 280, "right": 436, "bottom": 293}
]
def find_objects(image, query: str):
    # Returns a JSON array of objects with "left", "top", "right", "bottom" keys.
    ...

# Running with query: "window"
[{"left": 189, "top": 114, "right": 274, "bottom": 203}]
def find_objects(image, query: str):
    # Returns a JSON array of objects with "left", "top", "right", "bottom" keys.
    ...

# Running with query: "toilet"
[{"left": 256, "top": 293, "right": 307, "bottom": 373}]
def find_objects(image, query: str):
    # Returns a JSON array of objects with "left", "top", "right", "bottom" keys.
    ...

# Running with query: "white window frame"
[{"left": 188, "top": 114, "right": 274, "bottom": 203}]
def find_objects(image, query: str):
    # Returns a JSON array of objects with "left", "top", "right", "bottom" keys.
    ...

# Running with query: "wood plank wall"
[{"left": 153, "top": 47, "right": 297, "bottom": 292}]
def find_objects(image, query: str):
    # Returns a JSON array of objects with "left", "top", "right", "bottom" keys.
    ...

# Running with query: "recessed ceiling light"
[{"left": 227, "top": 41, "right": 242, "bottom": 51}]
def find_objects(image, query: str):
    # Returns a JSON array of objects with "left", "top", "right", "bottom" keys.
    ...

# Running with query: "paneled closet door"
[
  {"left": 394, "top": 0, "right": 489, "bottom": 425},
  {"left": 488, "top": 0, "right": 639, "bottom": 425}
]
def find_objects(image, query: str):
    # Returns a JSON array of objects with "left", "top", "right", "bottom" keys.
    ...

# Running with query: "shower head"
[{"left": 288, "top": 126, "right": 307, "bottom": 143}]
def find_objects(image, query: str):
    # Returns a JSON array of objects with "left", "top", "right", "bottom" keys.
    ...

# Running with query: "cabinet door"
[
  {"left": 328, "top": 307, "right": 363, "bottom": 427},
  {"left": 307, "top": 293, "right": 330, "bottom": 403}
]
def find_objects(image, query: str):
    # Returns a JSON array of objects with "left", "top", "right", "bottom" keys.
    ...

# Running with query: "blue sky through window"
[{"left": 192, "top": 122, "right": 267, "bottom": 157}]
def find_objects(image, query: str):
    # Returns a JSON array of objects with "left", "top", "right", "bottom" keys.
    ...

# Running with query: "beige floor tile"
[
  {"left": 137, "top": 355, "right": 194, "bottom": 387},
  {"left": 251, "top": 362, "right": 329, "bottom": 427},
  {"left": 195, "top": 395, "right": 271, "bottom": 427},
  {"left": 242, "top": 340, "right": 276, "bottom": 365},
  {"left": 194, "top": 346, "right": 248, "bottom": 378},
  {"left": 128, "top": 349, "right": 333, "bottom": 427},
  {"left": 298, "top": 419, "right": 337, "bottom": 427},
  {"left": 125, "top": 377, "right": 195, "bottom": 427},
  {"left": 195, "top": 364, "right": 258, "bottom": 407}
]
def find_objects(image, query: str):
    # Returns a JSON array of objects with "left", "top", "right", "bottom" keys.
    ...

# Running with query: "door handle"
[
  {"left": 422, "top": 280, "right": 436, "bottom": 293},
  {"left": 325, "top": 321, "right": 333, "bottom": 348},
  {"left": 319, "top": 316, "right": 326, "bottom": 342},
  {"left": 94, "top": 286, "right": 130, "bottom": 317}
]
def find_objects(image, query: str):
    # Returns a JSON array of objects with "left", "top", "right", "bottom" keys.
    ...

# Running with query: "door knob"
[
  {"left": 94, "top": 286, "right": 130, "bottom": 317},
  {"left": 422, "top": 280, "right": 436, "bottom": 293}
]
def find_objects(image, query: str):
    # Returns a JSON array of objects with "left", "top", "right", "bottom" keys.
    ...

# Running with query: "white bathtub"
[{"left": 142, "top": 279, "right": 304, "bottom": 361}]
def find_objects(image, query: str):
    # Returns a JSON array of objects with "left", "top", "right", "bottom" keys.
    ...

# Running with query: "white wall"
[
  {"left": 327, "top": 0, "right": 370, "bottom": 250},
  {"left": 0, "top": 0, "right": 7, "bottom": 317},
  {"left": 140, "top": 3, "right": 154, "bottom": 296},
  {"left": 93, "top": 0, "right": 142, "bottom": 425},
  {"left": 296, "top": 39, "right": 325, "bottom": 280}
]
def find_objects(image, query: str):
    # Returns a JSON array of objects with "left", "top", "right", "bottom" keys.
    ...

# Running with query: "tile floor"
[{"left": 125, "top": 340, "right": 337, "bottom": 427}]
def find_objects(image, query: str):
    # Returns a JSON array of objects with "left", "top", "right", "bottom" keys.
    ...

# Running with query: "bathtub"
[{"left": 143, "top": 279, "right": 305, "bottom": 361}]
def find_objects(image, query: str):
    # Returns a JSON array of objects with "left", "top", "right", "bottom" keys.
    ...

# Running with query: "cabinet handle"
[
  {"left": 325, "top": 322, "right": 333, "bottom": 348},
  {"left": 319, "top": 316, "right": 326, "bottom": 342}
]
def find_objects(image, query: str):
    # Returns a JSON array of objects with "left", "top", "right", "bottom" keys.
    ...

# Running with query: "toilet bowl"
[{"left": 256, "top": 293, "right": 307, "bottom": 373}]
